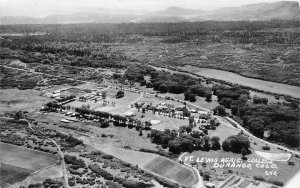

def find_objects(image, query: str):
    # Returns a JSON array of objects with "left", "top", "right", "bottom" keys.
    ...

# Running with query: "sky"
[{"left": 0, "top": 0, "right": 299, "bottom": 17}]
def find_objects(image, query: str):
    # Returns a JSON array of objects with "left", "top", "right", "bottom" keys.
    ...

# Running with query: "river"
[{"left": 150, "top": 65, "right": 300, "bottom": 98}]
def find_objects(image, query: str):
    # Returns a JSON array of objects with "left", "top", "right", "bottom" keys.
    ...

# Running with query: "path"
[{"left": 28, "top": 123, "right": 69, "bottom": 188}]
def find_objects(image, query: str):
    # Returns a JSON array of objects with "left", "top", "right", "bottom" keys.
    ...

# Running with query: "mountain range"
[{"left": 1, "top": 1, "right": 299, "bottom": 24}]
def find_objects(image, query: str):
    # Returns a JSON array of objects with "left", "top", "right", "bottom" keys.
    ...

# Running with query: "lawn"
[
  {"left": 67, "top": 87, "right": 141, "bottom": 115},
  {"left": 208, "top": 123, "right": 238, "bottom": 142},
  {"left": 135, "top": 111, "right": 188, "bottom": 131}
]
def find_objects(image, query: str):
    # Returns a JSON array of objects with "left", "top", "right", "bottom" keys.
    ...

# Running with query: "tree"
[
  {"left": 100, "top": 121, "right": 109, "bottom": 128},
  {"left": 205, "top": 91, "right": 212, "bottom": 102},
  {"left": 241, "top": 148, "right": 247, "bottom": 160},
  {"left": 213, "top": 105, "right": 226, "bottom": 116},
  {"left": 184, "top": 90, "right": 191, "bottom": 101},
  {"left": 248, "top": 118, "right": 265, "bottom": 138},
  {"left": 191, "top": 130, "right": 202, "bottom": 139},
  {"left": 159, "top": 84, "right": 168, "bottom": 93},
  {"left": 116, "top": 90, "right": 124, "bottom": 98},
  {"left": 222, "top": 139, "right": 230, "bottom": 151},
  {"left": 168, "top": 139, "right": 182, "bottom": 154},
  {"left": 189, "top": 94, "right": 196, "bottom": 102},
  {"left": 223, "top": 135, "right": 250, "bottom": 153},
  {"left": 182, "top": 106, "right": 190, "bottom": 117},
  {"left": 203, "top": 135, "right": 211, "bottom": 151},
  {"left": 211, "top": 136, "right": 221, "bottom": 150},
  {"left": 231, "top": 105, "right": 238, "bottom": 116},
  {"left": 15, "top": 111, "right": 25, "bottom": 120}
]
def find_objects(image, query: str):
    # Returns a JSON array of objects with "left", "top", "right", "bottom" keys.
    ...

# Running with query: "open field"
[
  {"left": 66, "top": 87, "right": 141, "bottom": 115},
  {"left": 102, "top": 147, "right": 198, "bottom": 187},
  {"left": 102, "top": 147, "right": 158, "bottom": 167},
  {"left": 0, "top": 163, "right": 33, "bottom": 188},
  {"left": 0, "top": 89, "right": 50, "bottom": 113},
  {"left": 26, "top": 165, "right": 63, "bottom": 185},
  {"left": 90, "top": 124, "right": 159, "bottom": 151},
  {"left": 0, "top": 142, "right": 58, "bottom": 171},
  {"left": 208, "top": 123, "right": 238, "bottom": 142},
  {"left": 135, "top": 111, "right": 188, "bottom": 131},
  {"left": 0, "top": 143, "right": 59, "bottom": 187}
]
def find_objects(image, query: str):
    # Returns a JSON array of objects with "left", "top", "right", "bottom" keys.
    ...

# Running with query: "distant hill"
[
  {"left": 1, "top": 1, "right": 299, "bottom": 24},
  {"left": 202, "top": 1, "right": 300, "bottom": 21}
]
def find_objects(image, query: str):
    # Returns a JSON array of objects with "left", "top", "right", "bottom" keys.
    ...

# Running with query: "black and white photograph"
[{"left": 0, "top": 0, "right": 299, "bottom": 188}]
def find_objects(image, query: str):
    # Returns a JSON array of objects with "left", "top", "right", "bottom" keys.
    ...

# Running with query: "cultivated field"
[
  {"left": 102, "top": 147, "right": 199, "bottom": 187},
  {"left": 0, "top": 143, "right": 58, "bottom": 187},
  {"left": 26, "top": 165, "right": 63, "bottom": 185},
  {"left": 0, "top": 142, "right": 58, "bottom": 171},
  {"left": 145, "top": 157, "right": 198, "bottom": 187},
  {"left": 0, "top": 163, "right": 32, "bottom": 188}
]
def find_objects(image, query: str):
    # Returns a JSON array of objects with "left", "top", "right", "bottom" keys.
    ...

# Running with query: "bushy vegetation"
[
  {"left": 222, "top": 134, "right": 250, "bottom": 153},
  {"left": 149, "top": 128, "right": 205, "bottom": 154},
  {"left": 89, "top": 163, "right": 114, "bottom": 180}
]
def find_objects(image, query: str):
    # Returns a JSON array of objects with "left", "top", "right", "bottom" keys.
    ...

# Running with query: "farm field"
[
  {"left": 26, "top": 165, "right": 63, "bottom": 185},
  {"left": 145, "top": 157, "right": 198, "bottom": 187},
  {"left": 0, "top": 142, "right": 58, "bottom": 171},
  {"left": 0, "top": 143, "right": 59, "bottom": 187},
  {"left": 0, "top": 163, "right": 33, "bottom": 188},
  {"left": 102, "top": 147, "right": 199, "bottom": 187},
  {"left": 178, "top": 65, "right": 300, "bottom": 98}
]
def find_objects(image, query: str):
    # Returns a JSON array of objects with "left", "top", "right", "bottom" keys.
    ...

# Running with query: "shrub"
[
  {"left": 202, "top": 171, "right": 211, "bottom": 181},
  {"left": 288, "top": 161, "right": 295, "bottom": 165},
  {"left": 267, "top": 179, "right": 284, "bottom": 186},
  {"left": 102, "top": 154, "right": 114, "bottom": 159},
  {"left": 106, "top": 180, "right": 122, "bottom": 188},
  {"left": 122, "top": 180, "right": 153, "bottom": 188},
  {"left": 262, "top": 145, "right": 270, "bottom": 150},
  {"left": 253, "top": 175, "right": 265, "bottom": 182},
  {"left": 89, "top": 164, "right": 114, "bottom": 180}
]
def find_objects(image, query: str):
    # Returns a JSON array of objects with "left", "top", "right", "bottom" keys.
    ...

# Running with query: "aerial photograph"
[{"left": 0, "top": 0, "right": 299, "bottom": 188}]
